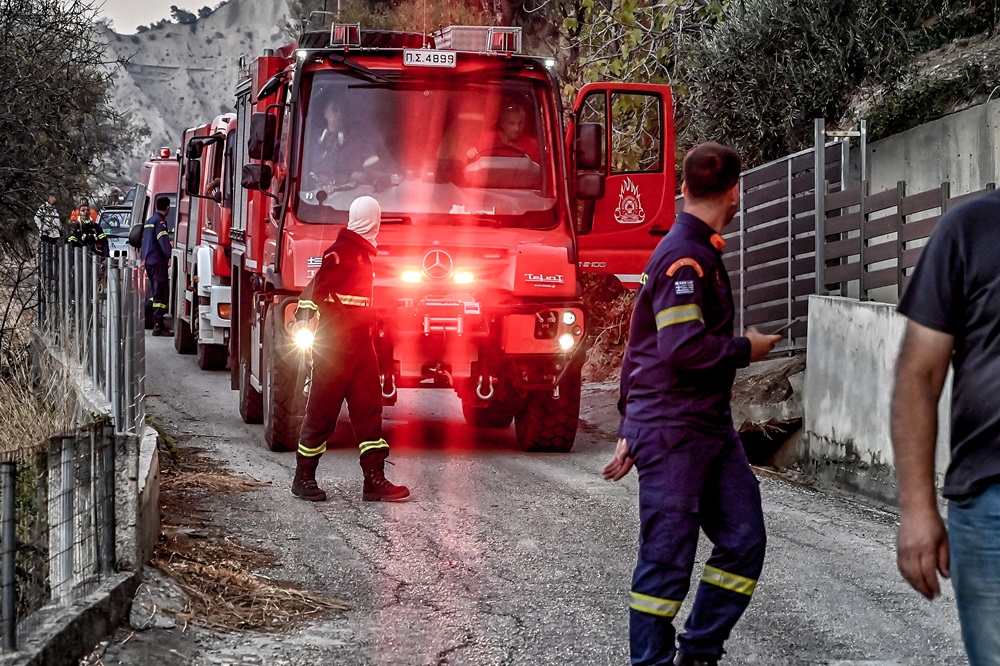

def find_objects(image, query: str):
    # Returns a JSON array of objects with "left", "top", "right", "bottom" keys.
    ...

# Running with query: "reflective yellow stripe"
[
  {"left": 298, "top": 442, "right": 326, "bottom": 457},
  {"left": 297, "top": 299, "right": 319, "bottom": 311},
  {"left": 701, "top": 566, "right": 757, "bottom": 596},
  {"left": 655, "top": 304, "right": 703, "bottom": 330},
  {"left": 336, "top": 293, "right": 371, "bottom": 306},
  {"left": 144, "top": 224, "right": 154, "bottom": 228},
  {"left": 157, "top": 231, "right": 168, "bottom": 239},
  {"left": 152, "top": 303, "right": 168, "bottom": 309},
  {"left": 358, "top": 438, "right": 389, "bottom": 455},
  {"left": 629, "top": 591, "right": 682, "bottom": 618},
  {"left": 97, "top": 233, "right": 107, "bottom": 239}
]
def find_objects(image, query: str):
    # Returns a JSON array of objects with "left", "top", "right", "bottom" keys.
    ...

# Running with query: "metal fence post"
[
  {"left": 100, "top": 427, "right": 116, "bottom": 574},
  {"left": 859, "top": 180, "right": 868, "bottom": 299},
  {"left": 1, "top": 462, "right": 16, "bottom": 651},
  {"left": 895, "top": 181, "right": 906, "bottom": 300},
  {"left": 91, "top": 256, "right": 100, "bottom": 381},
  {"left": 108, "top": 260, "right": 122, "bottom": 430},
  {"left": 814, "top": 118, "right": 826, "bottom": 296},
  {"left": 738, "top": 178, "right": 745, "bottom": 334},
  {"left": 57, "top": 436, "right": 74, "bottom": 605}
]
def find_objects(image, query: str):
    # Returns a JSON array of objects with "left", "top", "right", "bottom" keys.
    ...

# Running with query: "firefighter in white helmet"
[{"left": 290, "top": 196, "right": 410, "bottom": 502}]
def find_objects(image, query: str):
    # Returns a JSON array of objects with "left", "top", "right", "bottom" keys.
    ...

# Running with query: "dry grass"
[
  {"left": 581, "top": 274, "right": 635, "bottom": 382},
  {"left": 152, "top": 443, "right": 350, "bottom": 632}
]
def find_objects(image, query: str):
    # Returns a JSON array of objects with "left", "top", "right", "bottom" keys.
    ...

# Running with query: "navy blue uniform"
[
  {"left": 141, "top": 210, "right": 172, "bottom": 328},
  {"left": 619, "top": 211, "right": 765, "bottom": 664},
  {"left": 295, "top": 228, "right": 388, "bottom": 461}
]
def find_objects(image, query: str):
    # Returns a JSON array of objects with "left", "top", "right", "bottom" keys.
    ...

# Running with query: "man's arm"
[{"left": 891, "top": 319, "right": 953, "bottom": 599}]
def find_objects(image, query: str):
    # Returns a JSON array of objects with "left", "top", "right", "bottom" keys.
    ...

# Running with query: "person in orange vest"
[{"left": 67, "top": 198, "right": 108, "bottom": 257}]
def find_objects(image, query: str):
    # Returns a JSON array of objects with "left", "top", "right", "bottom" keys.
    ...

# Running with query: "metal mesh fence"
[
  {"left": 0, "top": 424, "right": 116, "bottom": 652},
  {"left": 36, "top": 243, "right": 146, "bottom": 436}
]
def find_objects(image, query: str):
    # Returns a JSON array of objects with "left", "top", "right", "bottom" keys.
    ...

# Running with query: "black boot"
[
  {"left": 674, "top": 653, "right": 718, "bottom": 666},
  {"left": 291, "top": 455, "right": 327, "bottom": 502},
  {"left": 152, "top": 322, "right": 173, "bottom": 337},
  {"left": 360, "top": 451, "right": 409, "bottom": 502}
]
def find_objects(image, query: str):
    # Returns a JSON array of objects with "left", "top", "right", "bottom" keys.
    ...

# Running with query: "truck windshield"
[{"left": 293, "top": 70, "right": 558, "bottom": 228}]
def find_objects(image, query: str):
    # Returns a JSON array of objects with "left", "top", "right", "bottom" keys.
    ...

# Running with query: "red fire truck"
[
  {"left": 173, "top": 114, "right": 236, "bottom": 370},
  {"left": 130, "top": 147, "right": 181, "bottom": 327},
  {"left": 224, "top": 25, "right": 675, "bottom": 452}
]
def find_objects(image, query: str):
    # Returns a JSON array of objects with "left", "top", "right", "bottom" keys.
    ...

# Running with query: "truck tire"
[
  {"left": 262, "top": 311, "right": 307, "bottom": 452},
  {"left": 238, "top": 357, "right": 263, "bottom": 424},
  {"left": 197, "top": 343, "right": 228, "bottom": 371},
  {"left": 514, "top": 364, "right": 582, "bottom": 453},
  {"left": 462, "top": 397, "right": 516, "bottom": 429},
  {"left": 173, "top": 317, "right": 196, "bottom": 354}
]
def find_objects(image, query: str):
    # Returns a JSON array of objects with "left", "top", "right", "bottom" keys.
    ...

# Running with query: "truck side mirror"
[
  {"left": 186, "top": 160, "right": 202, "bottom": 195},
  {"left": 576, "top": 173, "right": 605, "bottom": 201},
  {"left": 242, "top": 163, "right": 272, "bottom": 191},
  {"left": 186, "top": 140, "right": 204, "bottom": 159},
  {"left": 576, "top": 123, "right": 603, "bottom": 171},
  {"left": 248, "top": 112, "right": 276, "bottom": 161}
]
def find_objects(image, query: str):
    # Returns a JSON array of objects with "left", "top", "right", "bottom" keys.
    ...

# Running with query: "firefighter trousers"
[
  {"left": 144, "top": 263, "right": 169, "bottom": 327},
  {"left": 297, "top": 327, "right": 388, "bottom": 461},
  {"left": 623, "top": 424, "right": 766, "bottom": 665}
]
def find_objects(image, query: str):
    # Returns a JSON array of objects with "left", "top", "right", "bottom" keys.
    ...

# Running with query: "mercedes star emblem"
[{"left": 422, "top": 249, "right": 453, "bottom": 279}]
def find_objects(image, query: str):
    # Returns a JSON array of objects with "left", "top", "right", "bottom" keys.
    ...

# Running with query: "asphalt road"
[{"left": 93, "top": 333, "right": 968, "bottom": 666}]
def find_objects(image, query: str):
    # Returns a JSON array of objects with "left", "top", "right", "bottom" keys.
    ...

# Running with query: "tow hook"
[
  {"left": 476, "top": 375, "right": 495, "bottom": 401},
  {"left": 380, "top": 373, "right": 397, "bottom": 401}
]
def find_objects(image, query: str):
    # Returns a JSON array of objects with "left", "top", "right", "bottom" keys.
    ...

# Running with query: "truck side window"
[
  {"left": 610, "top": 92, "right": 662, "bottom": 174},
  {"left": 578, "top": 92, "right": 607, "bottom": 170}
]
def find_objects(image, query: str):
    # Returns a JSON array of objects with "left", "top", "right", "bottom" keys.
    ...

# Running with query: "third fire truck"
[{"left": 195, "top": 25, "right": 675, "bottom": 452}]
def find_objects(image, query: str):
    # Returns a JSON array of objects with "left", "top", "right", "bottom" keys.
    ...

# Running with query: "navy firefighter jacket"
[
  {"left": 619, "top": 211, "right": 752, "bottom": 436},
  {"left": 294, "top": 228, "right": 377, "bottom": 336},
  {"left": 141, "top": 210, "right": 172, "bottom": 266}
]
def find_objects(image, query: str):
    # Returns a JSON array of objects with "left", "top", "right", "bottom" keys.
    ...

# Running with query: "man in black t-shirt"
[{"left": 892, "top": 188, "right": 1000, "bottom": 664}]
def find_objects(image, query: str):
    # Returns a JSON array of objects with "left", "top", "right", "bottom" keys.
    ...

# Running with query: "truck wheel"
[
  {"left": 238, "top": 357, "right": 263, "bottom": 424},
  {"left": 514, "top": 364, "right": 582, "bottom": 453},
  {"left": 197, "top": 343, "right": 228, "bottom": 371},
  {"left": 462, "top": 398, "right": 516, "bottom": 429},
  {"left": 173, "top": 317, "right": 196, "bottom": 354},
  {"left": 262, "top": 311, "right": 307, "bottom": 452}
]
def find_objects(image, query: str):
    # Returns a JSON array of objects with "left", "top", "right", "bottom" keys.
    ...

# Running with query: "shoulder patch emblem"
[
  {"left": 666, "top": 257, "right": 704, "bottom": 278},
  {"left": 674, "top": 280, "right": 695, "bottom": 296}
]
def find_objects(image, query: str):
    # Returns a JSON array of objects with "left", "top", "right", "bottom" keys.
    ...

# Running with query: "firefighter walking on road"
[
  {"left": 604, "top": 143, "right": 781, "bottom": 666},
  {"left": 141, "top": 196, "right": 173, "bottom": 337},
  {"left": 290, "top": 195, "right": 409, "bottom": 503}
]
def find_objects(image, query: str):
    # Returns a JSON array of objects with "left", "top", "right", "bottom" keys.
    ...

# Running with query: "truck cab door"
[{"left": 569, "top": 83, "right": 674, "bottom": 287}]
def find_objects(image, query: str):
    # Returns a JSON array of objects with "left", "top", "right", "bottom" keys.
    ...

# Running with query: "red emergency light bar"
[
  {"left": 159, "top": 147, "right": 171, "bottom": 158},
  {"left": 488, "top": 27, "right": 521, "bottom": 53}
]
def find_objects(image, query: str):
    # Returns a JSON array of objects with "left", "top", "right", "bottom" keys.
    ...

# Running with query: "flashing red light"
[{"left": 159, "top": 147, "right": 171, "bottom": 158}]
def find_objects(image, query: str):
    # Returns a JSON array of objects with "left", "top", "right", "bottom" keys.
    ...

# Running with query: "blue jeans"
[{"left": 949, "top": 483, "right": 1000, "bottom": 666}]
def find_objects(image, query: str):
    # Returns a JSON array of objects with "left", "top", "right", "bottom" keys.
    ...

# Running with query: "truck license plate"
[{"left": 403, "top": 49, "right": 456, "bottom": 68}]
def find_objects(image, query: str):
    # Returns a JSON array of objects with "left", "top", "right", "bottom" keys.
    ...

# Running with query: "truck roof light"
[
  {"left": 454, "top": 271, "right": 474, "bottom": 284},
  {"left": 401, "top": 270, "right": 422, "bottom": 283},
  {"left": 159, "top": 147, "right": 170, "bottom": 158},
  {"left": 330, "top": 23, "right": 361, "bottom": 47},
  {"left": 488, "top": 27, "right": 521, "bottom": 53}
]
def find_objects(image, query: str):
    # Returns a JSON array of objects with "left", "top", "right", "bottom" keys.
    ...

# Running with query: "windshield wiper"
[{"left": 327, "top": 55, "right": 392, "bottom": 85}]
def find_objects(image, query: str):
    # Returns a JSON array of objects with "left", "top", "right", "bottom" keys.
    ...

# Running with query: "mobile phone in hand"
[{"left": 769, "top": 319, "right": 798, "bottom": 336}]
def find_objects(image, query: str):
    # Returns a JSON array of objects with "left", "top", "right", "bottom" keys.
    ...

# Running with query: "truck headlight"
[
  {"left": 562, "top": 311, "right": 576, "bottom": 325},
  {"left": 294, "top": 328, "right": 315, "bottom": 350},
  {"left": 558, "top": 333, "right": 576, "bottom": 351},
  {"left": 401, "top": 270, "right": 421, "bottom": 283},
  {"left": 454, "top": 271, "right": 474, "bottom": 284}
]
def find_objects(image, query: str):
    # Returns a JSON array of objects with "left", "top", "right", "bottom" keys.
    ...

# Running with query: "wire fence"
[
  {"left": 0, "top": 245, "right": 147, "bottom": 654},
  {"left": 37, "top": 243, "right": 146, "bottom": 436},
  {"left": 0, "top": 424, "right": 117, "bottom": 652}
]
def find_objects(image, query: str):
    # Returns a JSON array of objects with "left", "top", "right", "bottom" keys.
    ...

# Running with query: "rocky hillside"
[{"left": 103, "top": 0, "right": 289, "bottom": 182}]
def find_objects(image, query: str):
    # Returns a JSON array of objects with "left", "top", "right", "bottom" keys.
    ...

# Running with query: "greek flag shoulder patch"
[{"left": 674, "top": 279, "right": 695, "bottom": 295}]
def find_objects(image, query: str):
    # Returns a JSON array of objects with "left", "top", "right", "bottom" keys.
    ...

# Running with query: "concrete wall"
[
  {"left": 856, "top": 100, "right": 1000, "bottom": 197},
  {"left": 799, "top": 296, "right": 951, "bottom": 504}
]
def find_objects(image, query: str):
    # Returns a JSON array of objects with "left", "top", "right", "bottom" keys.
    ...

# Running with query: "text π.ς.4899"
[{"left": 403, "top": 49, "right": 457, "bottom": 68}]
